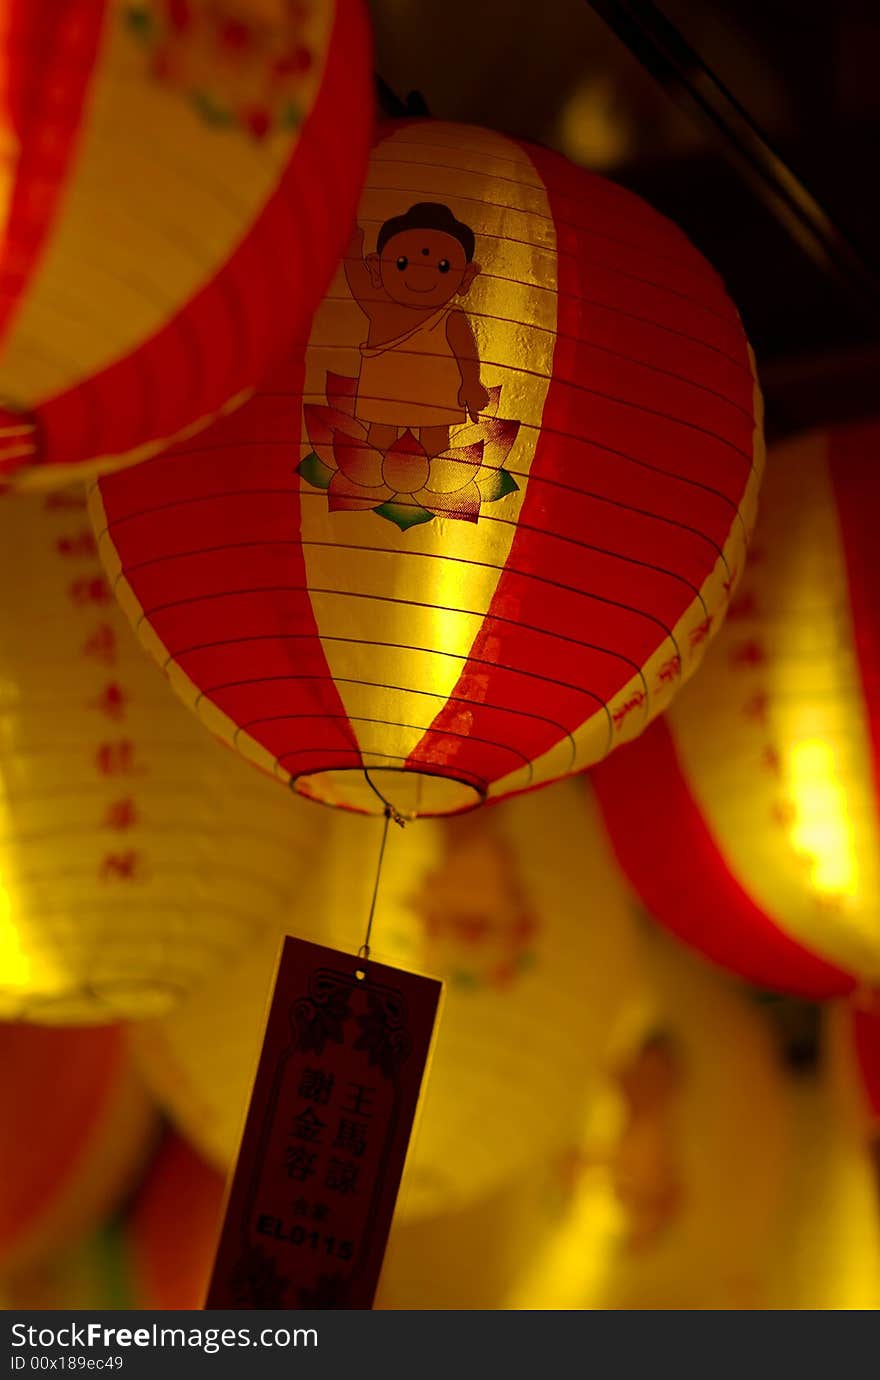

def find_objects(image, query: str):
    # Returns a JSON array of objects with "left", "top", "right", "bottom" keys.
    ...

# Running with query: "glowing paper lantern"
[
  {"left": 593, "top": 424, "right": 880, "bottom": 990},
  {"left": 592, "top": 423, "right": 880, "bottom": 1107},
  {"left": 374, "top": 1166, "right": 571, "bottom": 1310},
  {"left": 0, "top": 0, "right": 371, "bottom": 488},
  {"left": 133, "top": 778, "right": 640, "bottom": 1216},
  {"left": 0, "top": 1023, "right": 155, "bottom": 1277},
  {"left": 0, "top": 489, "right": 320, "bottom": 1022},
  {"left": 92, "top": 119, "right": 763, "bottom": 817},
  {"left": 508, "top": 933, "right": 791, "bottom": 1310}
]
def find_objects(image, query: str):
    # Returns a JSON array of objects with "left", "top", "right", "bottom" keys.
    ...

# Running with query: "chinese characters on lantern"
[
  {"left": 725, "top": 552, "right": 835, "bottom": 906},
  {"left": 46, "top": 492, "right": 148, "bottom": 890}
]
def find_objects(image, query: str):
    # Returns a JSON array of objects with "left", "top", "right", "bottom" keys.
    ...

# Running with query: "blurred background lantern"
[
  {"left": 132, "top": 777, "right": 640, "bottom": 1217},
  {"left": 0, "top": 0, "right": 372, "bottom": 489},
  {"left": 592, "top": 423, "right": 880, "bottom": 1114},
  {"left": 18, "top": 1126, "right": 578, "bottom": 1311},
  {"left": 114, "top": 1128, "right": 575, "bottom": 1310},
  {"left": 0, "top": 1023, "right": 155, "bottom": 1284},
  {"left": 0, "top": 488, "right": 320, "bottom": 1022},
  {"left": 374, "top": 1162, "right": 573, "bottom": 1309},
  {"left": 92, "top": 117, "right": 763, "bottom": 818},
  {"left": 762, "top": 1007, "right": 880, "bottom": 1309},
  {"left": 507, "top": 930, "right": 793, "bottom": 1310}
]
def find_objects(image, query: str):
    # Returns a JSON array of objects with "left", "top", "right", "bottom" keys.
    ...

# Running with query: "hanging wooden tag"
[{"left": 205, "top": 935, "right": 441, "bottom": 1310}]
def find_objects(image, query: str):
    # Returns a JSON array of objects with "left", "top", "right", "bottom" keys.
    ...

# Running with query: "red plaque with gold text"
[{"left": 205, "top": 936, "right": 441, "bottom": 1310}]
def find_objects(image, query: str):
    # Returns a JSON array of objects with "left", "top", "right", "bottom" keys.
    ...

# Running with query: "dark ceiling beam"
[{"left": 584, "top": 0, "right": 880, "bottom": 325}]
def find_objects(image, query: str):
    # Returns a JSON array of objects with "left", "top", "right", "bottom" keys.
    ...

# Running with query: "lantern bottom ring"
[
  {"left": 290, "top": 764, "right": 487, "bottom": 819},
  {"left": 0, "top": 976, "right": 188, "bottom": 1025}
]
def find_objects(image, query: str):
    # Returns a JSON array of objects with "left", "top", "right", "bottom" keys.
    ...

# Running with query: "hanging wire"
[
  {"left": 358, "top": 805, "right": 395, "bottom": 965},
  {"left": 362, "top": 767, "right": 407, "bottom": 826}
]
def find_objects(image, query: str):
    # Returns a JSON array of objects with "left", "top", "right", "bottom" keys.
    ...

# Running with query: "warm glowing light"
[
  {"left": 557, "top": 77, "right": 632, "bottom": 169},
  {"left": 0, "top": 882, "right": 29, "bottom": 989},
  {"left": 786, "top": 737, "right": 859, "bottom": 899}
]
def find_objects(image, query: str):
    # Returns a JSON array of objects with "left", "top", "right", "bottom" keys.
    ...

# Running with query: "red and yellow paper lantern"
[
  {"left": 592, "top": 424, "right": 880, "bottom": 1099},
  {"left": 0, "top": 0, "right": 371, "bottom": 488},
  {"left": 92, "top": 119, "right": 763, "bottom": 817},
  {"left": 133, "top": 778, "right": 640, "bottom": 1217},
  {"left": 0, "top": 1023, "right": 155, "bottom": 1278},
  {"left": 0, "top": 489, "right": 320, "bottom": 1022}
]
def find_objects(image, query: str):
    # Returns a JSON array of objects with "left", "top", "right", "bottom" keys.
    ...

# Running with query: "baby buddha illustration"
[
  {"left": 299, "top": 201, "right": 521, "bottom": 531},
  {"left": 346, "top": 202, "right": 488, "bottom": 455}
]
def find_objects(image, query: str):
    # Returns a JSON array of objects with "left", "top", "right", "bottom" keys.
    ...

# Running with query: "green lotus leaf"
[
  {"left": 192, "top": 91, "right": 234, "bottom": 126},
  {"left": 375, "top": 501, "right": 434, "bottom": 531},
  {"left": 477, "top": 468, "right": 519, "bottom": 503},
  {"left": 297, "top": 452, "right": 333, "bottom": 490}
]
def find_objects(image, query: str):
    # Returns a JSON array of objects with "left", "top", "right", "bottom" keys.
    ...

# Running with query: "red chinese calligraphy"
[
  {"left": 655, "top": 655, "right": 681, "bottom": 687},
  {"left": 68, "top": 575, "right": 111, "bottom": 607},
  {"left": 730, "top": 639, "right": 766, "bottom": 668},
  {"left": 689, "top": 617, "right": 712, "bottom": 648},
  {"left": 55, "top": 528, "right": 98, "bottom": 559},
  {"left": 612, "top": 691, "right": 646, "bottom": 728},
  {"left": 90, "top": 682, "right": 129, "bottom": 722},
  {"left": 95, "top": 740, "right": 144, "bottom": 777},
  {"left": 102, "top": 797, "right": 138, "bottom": 831},
  {"left": 742, "top": 691, "right": 770, "bottom": 724},
  {"left": 727, "top": 591, "right": 757, "bottom": 622},
  {"left": 82, "top": 623, "right": 118, "bottom": 666},
  {"left": 99, "top": 850, "right": 145, "bottom": 881},
  {"left": 761, "top": 744, "right": 782, "bottom": 777}
]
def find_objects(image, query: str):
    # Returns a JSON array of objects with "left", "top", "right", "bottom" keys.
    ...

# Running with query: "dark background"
[{"left": 369, "top": 0, "right": 880, "bottom": 440}]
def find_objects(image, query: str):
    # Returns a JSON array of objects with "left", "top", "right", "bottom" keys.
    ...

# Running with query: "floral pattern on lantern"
[
  {"left": 0, "top": 0, "right": 371, "bottom": 487},
  {"left": 299, "top": 378, "right": 520, "bottom": 529},
  {"left": 125, "top": 0, "right": 318, "bottom": 138}
]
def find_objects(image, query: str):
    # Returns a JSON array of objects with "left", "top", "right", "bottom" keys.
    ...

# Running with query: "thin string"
[
  {"left": 358, "top": 783, "right": 406, "bottom": 965},
  {"left": 363, "top": 767, "right": 407, "bottom": 826}
]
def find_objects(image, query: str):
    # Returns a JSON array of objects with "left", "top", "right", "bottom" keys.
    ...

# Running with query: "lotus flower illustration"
[{"left": 298, "top": 374, "right": 521, "bottom": 531}]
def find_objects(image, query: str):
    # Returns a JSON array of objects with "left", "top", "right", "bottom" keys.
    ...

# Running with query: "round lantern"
[
  {"left": 507, "top": 931, "right": 791, "bottom": 1310},
  {"left": 0, "top": 1022, "right": 155, "bottom": 1278},
  {"left": 592, "top": 423, "right": 880, "bottom": 1103},
  {"left": 0, "top": 488, "right": 320, "bottom": 1022},
  {"left": 374, "top": 1166, "right": 571, "bottom": 1310},
  {"left": 133, "top": 777, "right": 640, "bottom": 1216},
  {"left": 92, "top": 118, "right": 763, "bottom": 818},
  {"left": 0, "top": 0, "right": 371, "bottom": 489}
]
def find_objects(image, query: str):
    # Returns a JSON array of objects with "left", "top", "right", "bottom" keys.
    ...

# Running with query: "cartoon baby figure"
[{"left": 344, "top": 202, "right": 490, "bottom": 458}]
